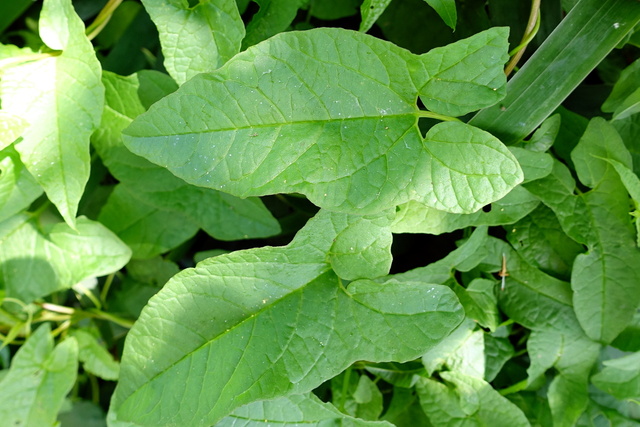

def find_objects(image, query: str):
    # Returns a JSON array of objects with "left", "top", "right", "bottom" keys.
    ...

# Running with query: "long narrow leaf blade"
[{"left": 469, "top": 0, "right": 640, "bottom": 144}]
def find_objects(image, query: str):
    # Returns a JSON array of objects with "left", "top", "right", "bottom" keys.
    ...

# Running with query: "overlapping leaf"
[
  {"left": 94, "top": 71, "right": 280, "bottom": 258},
  {"left": 219, "top": 393, "right": 392, "bottom": 426},
  {"left": 0, "top": 325, "right": 78, "bottom": 426},
  {"left": 242, "top": 0, "right": 307, "bottom": 48},
  {"left": 109, "top": 210, "right": 464, "bottom": 425},
  {"left": 416, "top": 372, "right": 530, "bottom": 426},
  {"left": 0, "top": 0, "right": 103, "bottom": 226},
  {"left": 482, "top": 237, "right": 600, "bottom": 426},
  {"left": 123, "top": 27, "right": 520, "bottom": 216},
  {"left": 0, "top": 146, "right": 42, "bottom": 222},
  {"left": 141, "top": 0, "right": 244, "bottom": 85},
  {"left": 0, "top": 215, "right": 131, "bottom": 303}
]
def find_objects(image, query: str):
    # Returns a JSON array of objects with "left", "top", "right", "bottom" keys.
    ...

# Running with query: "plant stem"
[
  {"left": 86, "top": 0, "right": 123, "bottom": 40},
  {"left": 416, "top": 111, "right": 462, "bottom": 122},
  {"left": 505, "top": 0, "right": 541, "bottom": 76},
  {"left": 86, "top": 308, "right": 134, "bottom": 329}
]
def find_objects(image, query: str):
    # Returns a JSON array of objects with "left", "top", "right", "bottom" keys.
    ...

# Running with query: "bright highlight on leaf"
[
  {"left": 0, "top": 0, "right": 103, "bottom": 227},
  {"left": 123, "top": 27, "right": 521, "bottom": 216}
]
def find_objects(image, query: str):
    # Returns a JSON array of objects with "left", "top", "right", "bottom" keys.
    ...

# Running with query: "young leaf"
[
  {"left": 392, "top": 186, "right": 539, "bottom": 235},
  {"left": 331, "top": 372, "right": 384, "bottom": 420},
  {"left": 416, "top": 372, "right": 531, "bottom": 426},
  {"left": 71, "top": 329, "right": 120, "bottom": 381},
  {"left": 602, "top": 58, "right": 640, "bottom": 118},
  {"left": 423, "top": 0, "right": 457, "bottom": 30},
  {"left": 219, "top": 392, "right": 393, "bottom": 426},
  {"left": 327, "top": 210, "right": 393, "bottom": 280},
  {"left": 242, "top": 0, "right": 307, "bottom": 48},
  {"left": 0, "top": 146, "right": 43, "bottom": 222},
  {"left": 507, "top": 205, "right": 584, "bottom": 279},
  {"left": 123, "top": 28, "right": 520, "bottom": 216},
  {"left": 109, "top": 210, "right": 464, "bottom": 425},
  {"left": 0, "top": 111, "right": 28, "bottom": 151},
  {"left": 599, "top": 156, "right": 640, "bottom": 245},
  {"left": 1, "top": 0, "right": 104, "bottom": 226},
  {"left": 484, "top": 334, "right": 514, "bottom": 382},
  {"left": 591, "top": 351, "right": 640, "bottom": 400},
  {"left": 359, "top": 0, "right": 392, "bottom": 33},
  {"left": 0, "top": 324, "right": 78, "bottom": 426},
  {"left": 0, "top": 215, "right": 131, "bottom": 303},
  {"left": 421, "top": 318, "right": 485, "bottom": 378},
  {"left": 141, "top": 0, "right": 244, "bottom": 85}
]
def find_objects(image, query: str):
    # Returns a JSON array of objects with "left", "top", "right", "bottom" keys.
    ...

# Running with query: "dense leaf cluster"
[{"left": 0, "top": 0, "right": 640, "bottom": 425}]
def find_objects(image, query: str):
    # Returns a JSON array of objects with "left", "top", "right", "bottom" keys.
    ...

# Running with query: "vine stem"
[
  {"left": 416, "top": 111, "right": 462, "bottom": 122},
  {"left": 505, "top": 0, "right": 542, "bottom": 77},
  {"left": 85, "top": 0, "right": 123, "bottom": 40}
]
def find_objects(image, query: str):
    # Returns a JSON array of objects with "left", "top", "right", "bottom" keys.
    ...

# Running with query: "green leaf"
[
  {"left": 94, "top": 71, "right": 280, "bottom": 257},
  {"left": 0, "top": 215, "right": 131, "bottom": 303},
  {"left": 602, "top": 58, "right": 640, "bottom": 114},
  {"left": 423, "top": 0, "right": 457, "bottom": 30},
  {"left": 242, "top": 0, "right": 307, "bottom": 48},
  {"left": 363, "top": 361, "right": 424, "bottom": 388},
  {"left": 332, "top": 371, "right": 384, "bottom": 420},
  {"left": 0, "top": 146, "right": 43, "bottom": 222},
  {"left": 484, "top": 334, "right": 514, "bottom": 382},
  {"left": 71, "top": 329, "right": 120, "bottom": 381},
  {"left": 141, "top": 0, "right": 244, "bottom": 85},
  {"left": 109, "top": 210, "right": 464, "bottom": 425},
  {"left": 381, "top": 387, "right": 431, "bottom": 426},
  {"left": 219, "top": 392, "right": 393, "bottom": 426},
  {"left": 422, "top": 318, "right": 485, "bottom": 378},
  {"left": 507, "top": 205, "right": 584, "bottom": 279},
  {"left": 328, "top": 211, "right": 393, "bottom": 280},
  {"left": 470, "top": 0, "right": 640, "bottom": 144},
  {"left": 0, "top": 111, "right": 28, "bottom": 151},
  {"left": 524, "top": 114, "right": 562, "bottom": 153},
  {"left": 416, "top": 372, "right": 531, "bottom": 426},
  {"left": 392, "top": 186, "right": 539, "bottom": 235},
  {"left": 359, "top": 0, "right": 392, "bottom": 33},
  {"left": 481, "top": 237, "right": 601, "bottom": 426},
  {"left": 417, "top": 27, "right": 509, "bottom": 117},
  {"left": 0, "top": 324, "right": 78, "bottom": 426},
  {"left": 123, "top": 28, "right": 519, "bottom": 216},
  {"left": 612, "top": 88, "right": 640, "bottom": 121},
  {"left": 569, "top": 118, "right": 640, "bottom": 343},
  {"left": 0, "top": 0, "right": 104, "bottom": 226},
  {"left": 592, "top": 351, "right": 640, "bottom": 400},
  {"left": 454, "top": 278, "right": 500, "bottom": 332}
]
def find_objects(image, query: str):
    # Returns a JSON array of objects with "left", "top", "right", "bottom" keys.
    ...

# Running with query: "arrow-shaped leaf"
[
  {"left": 123, "top": 27, "right": 521, "bottom": 216},
  {"left": 109, "top": 210, "right": 464, "bottom": 426}
]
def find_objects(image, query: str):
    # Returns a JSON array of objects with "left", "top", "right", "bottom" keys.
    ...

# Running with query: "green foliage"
[{"left": 0, "top": 0, "right": 639, "bottom": 425}]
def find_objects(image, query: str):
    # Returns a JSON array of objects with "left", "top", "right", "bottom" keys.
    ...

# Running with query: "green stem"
[
  {"left": 339, "top": 367, "right": 352, "bottom": 411},
  {"left": 85, "top": 0, "right": 123, "bottom": 40},
  {"left": 86, "top": 308, "right": 135, "bottom": 329},
  {"left": 100, "top": 273, "right": 116, "bottom": 307},
  {"left": 498, "top": 378, "right": 529, "bottom": 396},
  {"left": 416, "top": 111, "right": 462, "bottom": 122},
  {"left": 505, "top": 0, "right": 541, "bottom": 76}
]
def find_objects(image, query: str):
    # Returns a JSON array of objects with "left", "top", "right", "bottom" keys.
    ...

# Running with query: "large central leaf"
[
  {"left": 123, "top": 27, "right": 522, "bottom": 215},
  {"left": 109, "top": 210, "right": 464, "bottom": 425}
]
